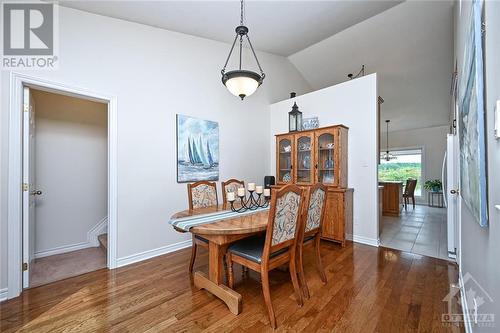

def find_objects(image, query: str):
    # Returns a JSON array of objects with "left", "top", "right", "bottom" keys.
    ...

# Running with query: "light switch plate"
[{"left": 495, "top": 100, "right": 500, "bottom": 139}]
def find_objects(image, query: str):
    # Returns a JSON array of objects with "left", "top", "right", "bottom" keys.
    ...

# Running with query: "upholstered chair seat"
[
  {"left": 194, "top": 235, "right": 209, "bottom": 243},
  {"left": 227, "top": 236, "right": 288, "bottom": 264},
  {"left": 303, "top": 235, "right": 315, "bottom": 243}
]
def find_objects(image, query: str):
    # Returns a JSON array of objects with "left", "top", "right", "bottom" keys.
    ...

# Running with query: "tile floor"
[{"left": 380, "top": 204, "right": 449, "bottom": 260}]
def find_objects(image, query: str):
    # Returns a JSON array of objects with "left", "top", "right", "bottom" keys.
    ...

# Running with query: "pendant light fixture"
[
  {"left": 221, "top": 0, "right": 265, "bottom": 100},
  {"left": 382, "top": 120, "right": 396, "bottom": 161}
]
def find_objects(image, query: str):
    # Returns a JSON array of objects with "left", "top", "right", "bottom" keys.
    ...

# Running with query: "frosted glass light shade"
[{"left": 222, "top": 70, "right": 262, "bottom": 100}]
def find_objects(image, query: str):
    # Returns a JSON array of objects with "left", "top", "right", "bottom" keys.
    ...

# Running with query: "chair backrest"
[
  {"left": 404, "top": 179, "right": 417, "bottom": 196},
  {"left": 262, "top": 185, "right": 305, "bottom": 262},
  {"left": 187, "top": 181, "right": 218, "bottom": 210},
  {"left": 221, "top": 179, "right": 245, "bottom": 204},
  {"left": 303, "top": 183, "right": 328, "bottom": 235}
]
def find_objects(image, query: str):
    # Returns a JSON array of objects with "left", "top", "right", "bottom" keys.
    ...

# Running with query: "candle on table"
[
  {"left": 256, "top": 185, "right": 263, "bottom": 194},
  {"left": 264, "top": 188, "right": 271, "bottom": 197},
  {"left": 237, "top": 187, "right": 246, "bottom": 197},
  {"left": 227, "top": 192, "right": 235, "bottom": 202},
  {"left": 248, "top": 183, "right": 255, "bottom": 191}
]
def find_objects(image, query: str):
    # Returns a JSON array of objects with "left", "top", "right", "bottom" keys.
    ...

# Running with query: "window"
[{"left": 379, "top": 148, "right": 423, "bottom": 196}]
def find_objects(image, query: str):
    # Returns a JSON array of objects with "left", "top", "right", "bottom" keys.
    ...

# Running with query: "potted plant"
[{"left": 424, "top": 179, "right": 442, "bottom": 192}]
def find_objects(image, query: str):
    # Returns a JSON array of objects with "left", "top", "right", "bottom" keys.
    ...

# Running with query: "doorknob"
[
  {"left": 31, "top": 190, "right": 42, "bottom": 196},
  {"left": 450, "top": 189, "right": 459, "bottom": 195}
]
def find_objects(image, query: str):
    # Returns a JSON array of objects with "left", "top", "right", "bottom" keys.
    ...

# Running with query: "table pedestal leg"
[
  {"left": 194, "top": 272, "right": 242, "bottom": 314},
  {"left": 193, "top": 241, "right": 242, "bottom": 315}
]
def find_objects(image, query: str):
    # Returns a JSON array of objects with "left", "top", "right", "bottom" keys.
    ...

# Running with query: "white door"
[
  {"left": 22, "top": 86, "right": 38, "bottom": 288},
  {"left": 446, "top": 134, "right": 459, "bottom": 259}
]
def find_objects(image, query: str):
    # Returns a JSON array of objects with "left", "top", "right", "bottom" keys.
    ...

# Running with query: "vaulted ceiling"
[
  {"left": 288, "top": 1, "right": 455, "bottom": 132},
  {"left": 60, "top": 0, "right": 454, "bottom": 132},
  {"left": 60, "top": 0, "right": 400, "bottom": 56}
]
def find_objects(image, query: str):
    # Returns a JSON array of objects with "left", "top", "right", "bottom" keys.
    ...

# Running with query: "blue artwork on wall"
[
  {"left": 458, "top": 0, "right": 488, "bottom": 227},
  {"left": 176, "top": 114, "right": 219, "bottom": 183}
]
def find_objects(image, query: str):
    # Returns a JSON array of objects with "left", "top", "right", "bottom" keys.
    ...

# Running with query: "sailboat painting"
[
  {"left": 458, "top": 0, "right": 488, "bottom": 227},
  {"left": 177, "top": 114, "right": 219, "bottom": 182}
]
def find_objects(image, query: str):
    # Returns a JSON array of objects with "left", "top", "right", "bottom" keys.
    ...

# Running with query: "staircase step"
[{"left": 98, "top": 234, "right": 108, "bottom": 251}]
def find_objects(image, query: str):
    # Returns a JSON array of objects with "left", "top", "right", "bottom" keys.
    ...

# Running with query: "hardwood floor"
[{"left": 0, "top": 241, "right": 464, "bottom": 332}]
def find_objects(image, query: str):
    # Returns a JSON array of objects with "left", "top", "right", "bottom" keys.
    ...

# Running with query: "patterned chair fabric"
[
  {"left": 224, "top": 182, "right": 243, "bottom": 195},
  {"left": 305, "top": 188, "right": 326, "bottom": 232},
  {"left": 271, "top": 191, "right": 301, "bottom": 245},
  {"left": 191, "top": 184, "right": 217, "bottom": 209}
]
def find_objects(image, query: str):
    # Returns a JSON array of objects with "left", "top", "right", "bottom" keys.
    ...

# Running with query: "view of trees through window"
[{"left": 378, "top": 149, "right": 422, "bottom": 196}]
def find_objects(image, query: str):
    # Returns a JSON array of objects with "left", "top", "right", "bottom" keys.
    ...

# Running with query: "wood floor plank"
[{"left": 0, "top": 241, "right": 463, "bottom": 332}]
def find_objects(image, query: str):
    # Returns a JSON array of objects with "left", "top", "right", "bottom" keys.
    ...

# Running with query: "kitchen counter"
[{"left": 379, "top": 181, "right": 403, "bottom": 217}]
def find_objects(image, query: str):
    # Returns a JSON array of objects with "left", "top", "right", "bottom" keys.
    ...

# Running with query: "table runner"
[{"left": 169, "top": 207, "right": 269, "bottom": 232}]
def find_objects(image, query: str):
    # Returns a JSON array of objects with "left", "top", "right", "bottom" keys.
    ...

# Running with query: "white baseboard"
[
  {"left": 34, "top": 216, "right": 108, "bottom": 259},
  {"left": 0, "top": 288, "right": 8, "bottom": 302},
  {"left": 34, "top": 241, "right": 93, "bottom": 259},
  {"left": 352, "top": 235, "right": 380, "bottom": 247},
  {"left": 459, "top": 270, "right": 473, "bottom": 333},
  {"left": 88, "top": 217, "right": 108, "bottom": 246},
  {"left": 117, "top": 239, "right": 191, "bottom": 268}
]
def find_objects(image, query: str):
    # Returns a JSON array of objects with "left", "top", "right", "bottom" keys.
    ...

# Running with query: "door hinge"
[
  {"left": 23, "top": 262, "right": 28, "bottom": 271},
  {"left": 23, "top": 183, "right": 29, "bottom": 191},
  {"left": 23, "top": 104, "right": 29, "bottom": 113}
]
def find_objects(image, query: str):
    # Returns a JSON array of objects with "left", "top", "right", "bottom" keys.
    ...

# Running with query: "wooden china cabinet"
[{"left": 275, "top": 125, "right": 353, "bottom": 246}]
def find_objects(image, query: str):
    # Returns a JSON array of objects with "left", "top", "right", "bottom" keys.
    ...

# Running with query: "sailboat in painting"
[
  {"left": 206, "top": 141, "right": 214, "bottom": 167},
  {"left": 182, "top": 136, "right": 217, "bottom": 168},
  {"left": 177, "top": 115, "right": 219, "bottom": 182}
]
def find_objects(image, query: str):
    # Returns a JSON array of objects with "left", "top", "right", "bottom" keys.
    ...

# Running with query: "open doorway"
[
  {"left": 377, "top": 125, "right": 452, "bottom": 260},
  {"left": 23, "top": 88, "right": 108, "bottom": 288},
  {"left": 7, "top": 73, "right": 117, "bottom": 300}
]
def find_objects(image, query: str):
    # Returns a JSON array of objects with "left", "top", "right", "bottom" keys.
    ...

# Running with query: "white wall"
[
  {"left": 269, "top": 74, "right": 379, "bottom": 245},
  {"left": 32, "top": 90, "right": 107, "bottom": 254},
  {"left": 455, "top": 0, "right": 500, "bottom": 330},
  {"left": 0, "top": 77, "right": 5, "bottom": 296},
  {"left": 381, "top": 125, "right": 449, "bottom": 203},
  {"left": 0, "top": 7, "right": 311, "bottom": 289},
  {"left": 288, "top": 1, "right": 454, "bottom": 133}
]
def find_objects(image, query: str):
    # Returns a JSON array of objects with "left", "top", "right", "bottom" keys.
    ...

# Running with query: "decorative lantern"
[{"left": 288, "top": 92, "right": 302, "bottom": 132}]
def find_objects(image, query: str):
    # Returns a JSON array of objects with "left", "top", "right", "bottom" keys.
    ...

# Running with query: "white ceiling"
[
  {"left": 288, "top": 1, "right": 454, "bottom": 132},
  {"left": 60, "top": 0, "right": 401, "bottom": 56},
  {"left": 60, "top": 0, "right": 453, "bottom": 132}
]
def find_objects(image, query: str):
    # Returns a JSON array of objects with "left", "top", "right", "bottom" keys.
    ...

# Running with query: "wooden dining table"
[{"left": 170, "top": 205, "right": 269, "bottom": 315}]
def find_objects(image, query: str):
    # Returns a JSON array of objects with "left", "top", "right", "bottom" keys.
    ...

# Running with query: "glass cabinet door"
[
  {"left": 277, "top": 136, "right": 293, "bottom": 184},
  {"left": 316, "top": 130, "right": 335, "bottom": 185},
  {"left": 295, "top": 134, "right": 313, "bottom": 184}
]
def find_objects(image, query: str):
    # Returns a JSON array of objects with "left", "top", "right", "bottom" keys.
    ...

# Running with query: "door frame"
[{"left": 7, "top": 72, "right": 118, "bottom": 299}]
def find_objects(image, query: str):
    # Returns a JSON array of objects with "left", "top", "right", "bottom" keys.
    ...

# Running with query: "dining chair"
[
  {"left": 187, "top": 181, "right": 218, "bottom": 273},
  {"left": 226, "top": 184, "right": 306, "bottom": 329},
  {"left": 296, "top": 183, "right": 328, "bottom": 300},
  {"left": 221, "top": 179, "right": 245, "bottom": 205},
  {"left": 222, "top": 179, "right": 250, "bottom": 276},
  {"left": 403, "top": 178, "right": 417, "bottom": 210}
]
